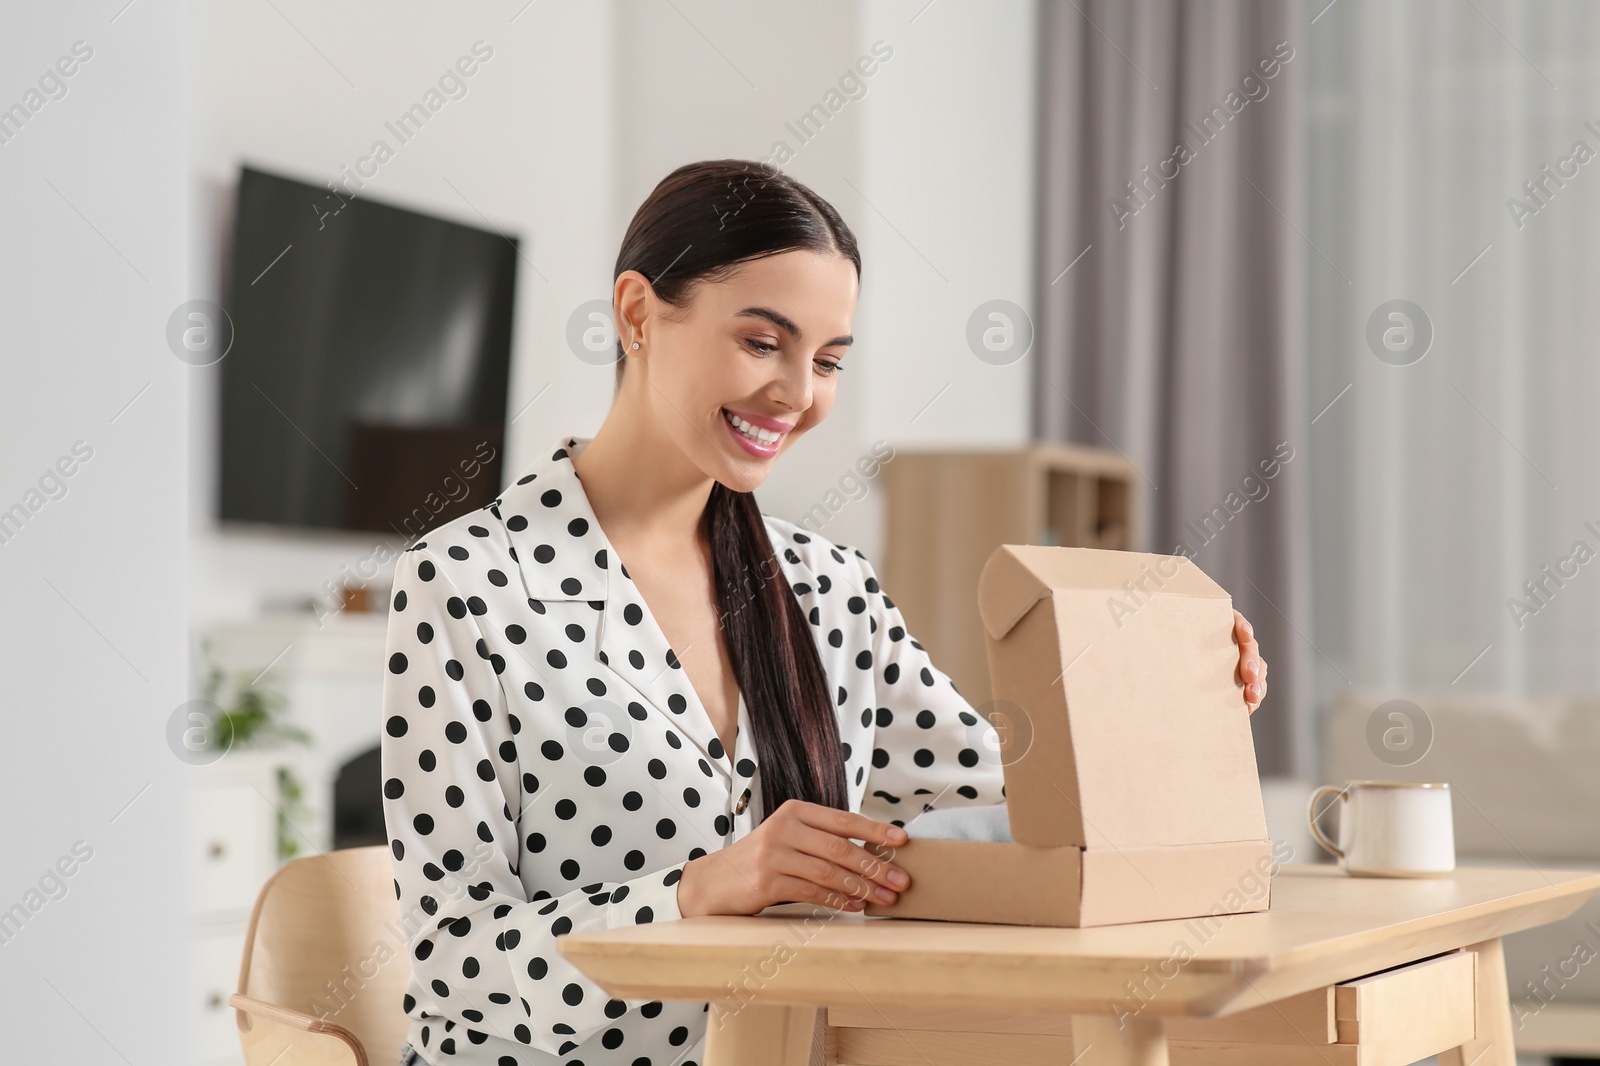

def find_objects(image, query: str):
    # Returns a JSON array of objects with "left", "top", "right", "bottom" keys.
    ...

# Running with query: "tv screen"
[{"left": 219, "top": 165, "right": 516, "bottom": 537}]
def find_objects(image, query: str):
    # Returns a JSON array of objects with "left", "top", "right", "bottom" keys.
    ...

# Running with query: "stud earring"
[{"left": 632, "top": 341, "right": 640, "bottom": 350}]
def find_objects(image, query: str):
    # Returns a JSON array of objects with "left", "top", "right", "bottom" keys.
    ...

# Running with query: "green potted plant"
[{"left": 198, "top": 637, "right": 313, "bottom": 861}]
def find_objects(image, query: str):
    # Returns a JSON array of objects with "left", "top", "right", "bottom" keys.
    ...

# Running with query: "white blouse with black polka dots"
[{"left": 380, "top": 435, "right": 1007, "bottom": 1066}]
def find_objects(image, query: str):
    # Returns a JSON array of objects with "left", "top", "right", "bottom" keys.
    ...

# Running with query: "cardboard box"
[{"left": 865, "top": 545, "right": 1274, "bottom": 927}]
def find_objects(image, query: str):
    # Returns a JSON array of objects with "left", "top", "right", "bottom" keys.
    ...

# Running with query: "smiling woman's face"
[{"left": 615, "top": 248, "right": 859, "bottom": 492}]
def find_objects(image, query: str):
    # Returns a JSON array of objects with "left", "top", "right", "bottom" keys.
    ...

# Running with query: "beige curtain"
[{"left": 1034, "top": 0, "right": 1312, "bottom": 776}]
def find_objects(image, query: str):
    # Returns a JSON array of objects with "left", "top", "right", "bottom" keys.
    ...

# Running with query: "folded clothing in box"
[
  {"left": 904, "top": 802, "right": 1013, "bottom": 843},
  {"left": 865, "top": 545, "right": 1275, "bottom": 927}
]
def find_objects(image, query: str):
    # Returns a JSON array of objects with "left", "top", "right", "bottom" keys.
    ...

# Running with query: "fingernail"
[
  {"left": 889, "top": 826, "right": 908, "bottom": 843},
  {"left": 889, "top": 869, "right": 908, "bottom": 888},
  {"left": 875, "top": 886, "right": 896, "bottom": 902},
  {"left": 1246, "top": 658, "right": 1259, "bottom": 677}
]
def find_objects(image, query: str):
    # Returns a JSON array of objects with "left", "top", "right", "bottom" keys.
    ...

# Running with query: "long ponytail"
[{"left": 613, "top": 160, "right": 856, "bottom": 815}]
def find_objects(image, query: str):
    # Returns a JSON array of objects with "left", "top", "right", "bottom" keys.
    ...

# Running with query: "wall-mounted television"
[{"left": 219, "top": 165, "right": 517, "bottom": 538}]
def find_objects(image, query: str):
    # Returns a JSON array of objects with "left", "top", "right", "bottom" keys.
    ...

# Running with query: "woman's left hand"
[{"left": 1233, "top": 609, "right": 1267, "bottom": 715}]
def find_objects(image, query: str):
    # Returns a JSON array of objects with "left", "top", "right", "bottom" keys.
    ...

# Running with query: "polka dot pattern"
[{"left": 381, "top": 435, "right": 1004, "bottom": 1065}]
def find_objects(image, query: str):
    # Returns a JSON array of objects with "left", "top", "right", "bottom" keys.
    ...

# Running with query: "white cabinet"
[
  {"left": 186, "top": 762, "right": 279, "bottom": 917},
  {"left": 185, "top": 750, "right": 291, "bottom": 1065},
  {"left": 189, "top": 925, "right": 249, "bottom": 1065}
]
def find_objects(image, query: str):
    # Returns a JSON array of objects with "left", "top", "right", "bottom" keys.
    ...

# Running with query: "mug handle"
[{"left": 1306, "top": 785, "right": 1347, "bottom": 861}]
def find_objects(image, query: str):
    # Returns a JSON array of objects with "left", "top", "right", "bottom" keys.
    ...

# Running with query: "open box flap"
[
  {"left": 977, "top": 545, "right": 1269, "bottom": 851},
  {"left": 978, "top": 545, "right": 1231, "bottom": 642}
]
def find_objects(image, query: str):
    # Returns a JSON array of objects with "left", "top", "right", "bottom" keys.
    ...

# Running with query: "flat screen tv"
[{"left": 219, "top": 165, "right": 517, "bottom": 538}]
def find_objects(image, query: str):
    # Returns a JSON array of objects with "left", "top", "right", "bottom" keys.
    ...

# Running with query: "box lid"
[{"left": 976, "top": 545, "right": 1268, "bottom": 850}]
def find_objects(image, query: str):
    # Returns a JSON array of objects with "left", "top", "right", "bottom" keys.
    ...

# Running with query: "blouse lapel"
[
  {"left": 494, "top": 437, "right": 610, "bottom": 603},
  {"left": 498, "top": 435, "right": 735, "bottom": 781}
]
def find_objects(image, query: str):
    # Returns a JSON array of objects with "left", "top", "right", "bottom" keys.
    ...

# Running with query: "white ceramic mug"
[{"left": 1306, "top": 781, "right": 1455, "bottom": 877}]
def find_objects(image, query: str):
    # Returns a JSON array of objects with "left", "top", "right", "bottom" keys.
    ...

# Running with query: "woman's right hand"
[{"left": 676, "top": 799, "right": 912, "bottom": 918}]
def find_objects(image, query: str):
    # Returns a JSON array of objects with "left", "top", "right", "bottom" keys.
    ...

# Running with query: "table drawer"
[
  {"left": 826, "top": 950, "right": 1477, "bottom": 1066},
  {"left": 1170, "top": 949, "right": 1478, "bottom": 1066},
  {"left": 1335, "top": 950, "right": 1479, "bottom": 1060}
]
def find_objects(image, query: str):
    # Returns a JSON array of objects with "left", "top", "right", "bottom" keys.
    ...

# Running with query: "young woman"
[{"left": 380, "top": 160, "right": 1269, "bottom": 1066}]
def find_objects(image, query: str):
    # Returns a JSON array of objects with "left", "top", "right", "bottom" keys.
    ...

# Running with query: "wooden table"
[{"left": 558, "top": 864, "right": 1600, "bottom": 1065}]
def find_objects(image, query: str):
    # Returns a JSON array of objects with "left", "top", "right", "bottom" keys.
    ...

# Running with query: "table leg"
[
  {"left": 1440, "top": 937, "right": 1516, "bottom": 1066},
  {"left": 1071, "top": 1013, "right": 1170, "bottom": 1065},
  {"left": 703, "top": 1001, "right": 819, "bottom": 1066}
]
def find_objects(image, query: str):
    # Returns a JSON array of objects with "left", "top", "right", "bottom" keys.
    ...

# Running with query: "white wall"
[
  {"left": 853, "top": 0, "right": 1039, "bottom": 550},
  {"left": 0, "top": 1, "right": 187, "bottom": 1057}
]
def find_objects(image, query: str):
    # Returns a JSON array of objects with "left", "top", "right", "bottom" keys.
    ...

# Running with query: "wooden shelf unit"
[{"left": 879, "top": 443, "right": 1141, "bottom": 707}]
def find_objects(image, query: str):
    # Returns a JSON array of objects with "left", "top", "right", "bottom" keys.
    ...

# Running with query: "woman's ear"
[{"left": 613, "top": 270, "right": 655, "bottom": 352}]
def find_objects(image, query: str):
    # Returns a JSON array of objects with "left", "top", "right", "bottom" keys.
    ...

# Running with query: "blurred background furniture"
[
  {"left": 880, "top": 443, "right": 1138, "bottom": 707},
  {"left": 188, "top": 751, "right": 289, "bottom": 1066},
  {"left": 1323, "top": 689, "right": 1600, "bottom": 1059},
  {"left": 230, "top": 846, "right": 407, "bottom": 1066},
  {"left": 188, "top": 615, "right": 390, "bottom": 1064},
  {"left": 201, "top": 614, "right": 392, "bottom": 856}
]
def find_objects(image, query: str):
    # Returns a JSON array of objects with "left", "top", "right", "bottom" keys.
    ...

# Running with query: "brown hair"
[{"left": 613, "top": 160, "right": 859, "bottom": 815}]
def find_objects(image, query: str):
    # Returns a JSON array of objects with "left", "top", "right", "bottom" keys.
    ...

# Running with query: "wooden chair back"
[{"left": 231, "top": 846, "right": 410, "bottom": 1066}]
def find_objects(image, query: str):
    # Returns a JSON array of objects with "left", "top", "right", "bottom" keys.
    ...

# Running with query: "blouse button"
[{"left": 733, "top": 787, "right": 750, "bottom": 815}]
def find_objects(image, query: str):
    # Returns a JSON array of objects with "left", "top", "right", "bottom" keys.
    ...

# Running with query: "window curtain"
[{"left": 1306, "top": 0, "right": 1600, "bottom": 704}]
